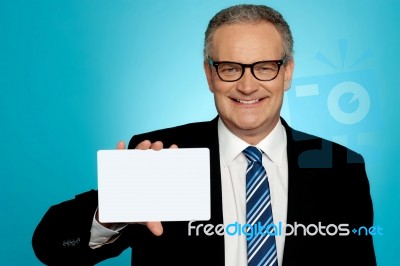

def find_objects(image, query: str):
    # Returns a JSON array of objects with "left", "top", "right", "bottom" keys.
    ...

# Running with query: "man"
[{"left": 32, "top": 4, "right": 376, "bottom": 266}]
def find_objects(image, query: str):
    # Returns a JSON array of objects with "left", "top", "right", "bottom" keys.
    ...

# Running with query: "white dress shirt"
[
  {"left": 218, "top": 118, "right": 288, "bottom": 266},
  {"left": 90, "top": 118, "right": 288, "bottom": 266}
]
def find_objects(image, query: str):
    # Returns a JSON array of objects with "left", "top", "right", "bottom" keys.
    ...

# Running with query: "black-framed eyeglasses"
[{"left": 209, "top": 57, "right": 286, "bottom": 82}]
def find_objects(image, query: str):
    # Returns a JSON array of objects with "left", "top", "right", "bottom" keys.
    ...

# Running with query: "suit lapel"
[
  {"left": 204, "top": 117, "right": 224, "bottom": 226},
  {"left": 202, "top": 117, "right": 225, "bottom": 264},
  {"left": 281, "top": 118, "right": 327, "bottom": 265}
]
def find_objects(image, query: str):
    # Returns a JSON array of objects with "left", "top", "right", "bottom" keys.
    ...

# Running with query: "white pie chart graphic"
[{"left": 327, "top": 81, "right": 370, "bottom": 125}]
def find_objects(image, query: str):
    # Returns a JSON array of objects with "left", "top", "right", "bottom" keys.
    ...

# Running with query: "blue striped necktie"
[{"left": 243, "top": 146, "right": 278, "bottom": 266}]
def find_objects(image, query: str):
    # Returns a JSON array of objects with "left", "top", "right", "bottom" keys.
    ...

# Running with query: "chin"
[
  {"left": 237, "top": 115, "right": 264, "bottom": 126},
  {"left": 235, "top": 120, "right": 264, "bottom": 131}
]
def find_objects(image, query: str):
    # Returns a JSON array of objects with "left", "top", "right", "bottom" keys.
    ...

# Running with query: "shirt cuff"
[{"left": 89, "top": 208, "right": 127, "bottom": 249}]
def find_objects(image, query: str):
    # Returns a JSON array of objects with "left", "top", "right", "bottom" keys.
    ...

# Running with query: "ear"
[
  {"left": 283, "top": 59, "right": 294, "bottom": 91},
  {"left": 203, "top": 61, "right": 215, "bottom": 93}
]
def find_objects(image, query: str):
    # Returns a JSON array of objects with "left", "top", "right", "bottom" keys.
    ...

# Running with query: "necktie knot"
[{"left": 243, "top": 146, "right": 263, "bottom": 164}]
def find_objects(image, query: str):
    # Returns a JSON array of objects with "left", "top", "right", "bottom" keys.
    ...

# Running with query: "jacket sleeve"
[{"left": 32, "top": 190, "right": 131, "bottom": 265}]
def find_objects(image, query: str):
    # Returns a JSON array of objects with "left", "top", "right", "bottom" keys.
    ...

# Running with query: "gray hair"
[{"left": 204, "top": 4, "right": 294, "bottom": 63}]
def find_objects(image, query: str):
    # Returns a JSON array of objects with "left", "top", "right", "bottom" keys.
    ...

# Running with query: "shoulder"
[
  {"left": 128, "top": 117, "right": 218, "bottom": 149},
  {"left": 281, "top": 118, "right": 365, "bottom": 168}
]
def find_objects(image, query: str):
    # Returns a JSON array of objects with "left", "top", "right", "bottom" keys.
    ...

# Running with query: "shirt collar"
[{"left": 218, "top": 118, "right": 287, "bottom": 167}]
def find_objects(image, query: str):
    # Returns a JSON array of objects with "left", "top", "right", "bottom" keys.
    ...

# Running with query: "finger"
[
  {"left": 169, "top": 144, "right": 178, "bottom": 149},
  {"left": 146, "top": 221, "right": 163, "bottom": 236},
  {"left": 150, "top": 141, "right": 164, "bottom": 151},
  {"left": 116, "top": 141, "right": 126, "bottom": 150},
  {"left": 135, "top": 140, "right": 152, "bottom": 150}
]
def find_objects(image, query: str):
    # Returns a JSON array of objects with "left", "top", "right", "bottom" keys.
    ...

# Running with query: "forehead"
[{"left": 211, "top": 22, "right": 283, "bottom": 62}]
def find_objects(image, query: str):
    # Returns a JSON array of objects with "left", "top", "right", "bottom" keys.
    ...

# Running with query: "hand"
[{"left": 114, "top": 140, "right": 178, "bottom": 236}]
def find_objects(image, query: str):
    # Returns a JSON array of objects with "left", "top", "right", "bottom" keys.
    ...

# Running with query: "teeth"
[{"left": 236, "top": 99, "right": 259, "bottom": 104}]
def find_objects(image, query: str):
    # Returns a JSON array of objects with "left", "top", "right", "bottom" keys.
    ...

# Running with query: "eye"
[
  {"left": 254, "top": 62, "right": 278, "bottom": 73},
  {"left": 219, "top": 63, "right": 242, "bottom": 75}
]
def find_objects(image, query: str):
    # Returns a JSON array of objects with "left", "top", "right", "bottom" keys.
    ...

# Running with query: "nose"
[{"left": 236, "top": 67, "right": 258, "bottom": 94}]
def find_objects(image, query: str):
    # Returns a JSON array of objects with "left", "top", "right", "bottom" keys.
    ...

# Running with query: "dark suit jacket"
[{"left": 32, "top": 117, "right": 376, "bottom": 265}]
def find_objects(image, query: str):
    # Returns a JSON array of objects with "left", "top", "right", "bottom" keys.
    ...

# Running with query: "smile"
[{"left": 233, "top": 98, "right": 265, "bottom": 104}]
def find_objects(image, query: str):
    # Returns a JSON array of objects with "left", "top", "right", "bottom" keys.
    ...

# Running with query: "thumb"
[{"left": 146, "top": 222, "right": 163, "bottom": 236}]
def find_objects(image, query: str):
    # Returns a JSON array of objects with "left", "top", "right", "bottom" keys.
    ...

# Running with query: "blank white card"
[{"left": 97, "top": 148, "right": 210, "bottom": 223}]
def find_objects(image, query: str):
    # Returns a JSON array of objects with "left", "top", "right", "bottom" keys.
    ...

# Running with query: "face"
[{"left": 204, "top": 22, "right": 294, "bottom": 145}]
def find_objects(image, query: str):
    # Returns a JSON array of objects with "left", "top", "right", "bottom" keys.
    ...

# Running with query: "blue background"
[{"left": 1, "top": 0, "right": 399, "bottom": 265}]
